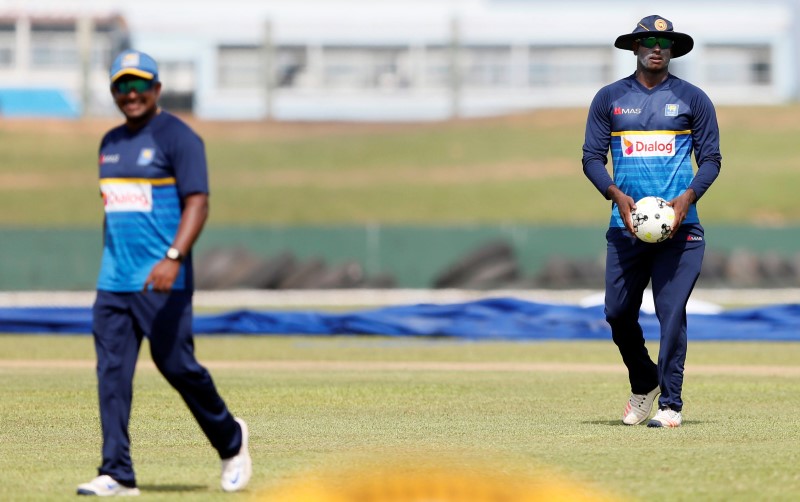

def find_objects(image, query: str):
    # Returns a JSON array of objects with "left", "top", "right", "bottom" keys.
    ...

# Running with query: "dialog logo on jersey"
[
  {"left": 101, "top": 181, "right": 153, "bottom": 213},
  {"left": 622, "top": 137, "right": 634, "bottom": 155},
  {"left": 621, "top": 133, "right": 675, "bottom": 157}
]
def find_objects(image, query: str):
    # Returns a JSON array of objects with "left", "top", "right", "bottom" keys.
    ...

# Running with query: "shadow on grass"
[
  {"left": 582, "top": 420, "right": 711, "bottom": 426},
  {"left": 139, "top": 484, "right": 207, "bottom": 493}
]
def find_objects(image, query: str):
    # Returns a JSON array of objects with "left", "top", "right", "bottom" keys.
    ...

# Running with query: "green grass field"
[
  {"left": 2, "top": 335, "right": 799, "bottom": 501},
  {"left": 3, "top": 105, "right": 800, "bottom": 227},
  {"left": 3, "top": 108, "right": 800, "bottom": 501}
]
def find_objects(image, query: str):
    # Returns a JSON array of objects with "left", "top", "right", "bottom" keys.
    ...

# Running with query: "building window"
[
  {"left": 462, "top": 45, "right": 512, "bottom": 87},
  {"left": 160, "top": 60, "right": 195, "bottom": 92},
  {"left": 31, "top": 23, "right": 79, "bottom": 68},
  {"left": 217, "top": 45, "right": 261, "bottom": 89},
  {"left": 422, "top": 45, "right": 452, "bottom": 87},
  {"left": 321, "top": 46, "right": 408, "bottom": 89},
  {"left": 0, "top": 23, "right": 14, "bottom": 67},
  {"left": 705, "top": 44, "right": 771, "bottom": 85},
  {"left": 529, "top": 46, "right": 612, "bottom": 86},
  {"left": 217, "top": 44, "right": 315, "bottom": 90},
  {"left": 276, "top": 46, "right": 306, "bottom": 88},
  {"left": 89, "top": 22, "right": 117, "bottom": 70}
]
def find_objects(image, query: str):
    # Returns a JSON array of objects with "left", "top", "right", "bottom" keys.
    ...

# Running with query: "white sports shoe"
[
  {"left": 622, "top": 386, "right": 660, "bottom": 425},
  {"left": 76, "top": 475, "right": 140, "bottom": 496},
  {"left": 648, "top": 407, "right": 683, "bottom": 428},
  {"left": 220, "top": 417, "right": 252, "bottom": 492}
]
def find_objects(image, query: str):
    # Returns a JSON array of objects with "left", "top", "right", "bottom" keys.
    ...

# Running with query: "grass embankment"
[{"left": 2, "top": 106, "right": 800, "bottom": 226}]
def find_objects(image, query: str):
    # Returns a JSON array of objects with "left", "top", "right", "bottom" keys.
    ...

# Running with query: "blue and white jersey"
[
  {"left": 97, "top": 112, "right": 208, "bottom": 292},
  {"left": 582, "top": 73, "right": 722, "bottom": 228}
]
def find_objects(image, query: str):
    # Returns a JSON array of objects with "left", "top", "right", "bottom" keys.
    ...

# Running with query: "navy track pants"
[
  {"left": 91, "top": 290, "right": 242, "bottom": 487},
  {"left": 604, "top": 224, "right": 705, "bottom": 412}
]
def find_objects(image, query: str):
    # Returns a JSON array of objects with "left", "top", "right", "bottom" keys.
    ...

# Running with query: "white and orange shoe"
[
  {"left": 621, "top": 386, "right": 660, "bottom": 425},
  {"left": 648, "top": 407, "right": 682, "bottom": 428}
]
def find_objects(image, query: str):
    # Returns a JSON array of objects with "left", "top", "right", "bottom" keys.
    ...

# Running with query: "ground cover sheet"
[{"left": 2, "top": 298, "right": 799, "bottom": 341}]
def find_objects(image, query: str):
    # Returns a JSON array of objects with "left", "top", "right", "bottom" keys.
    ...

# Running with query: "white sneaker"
[
  {"left": 648, "top": 407, "right": 683, "bottom": 428},
  {"left": 622, "top": 386, "right": 660, "bottom": 425},
  {"left": 221, "top": 417, "right": 252, "bottom": 492},
  {"left": 76, "top": 475, "right": 140, "bottom": 496}
]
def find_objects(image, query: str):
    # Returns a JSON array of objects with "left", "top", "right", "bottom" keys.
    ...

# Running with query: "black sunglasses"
[
  {"left": 638, "top": 37, "right": 674, "bottom": 49},
  {"left": 113, "top": 79, "right": 155, "bottom": 94}
]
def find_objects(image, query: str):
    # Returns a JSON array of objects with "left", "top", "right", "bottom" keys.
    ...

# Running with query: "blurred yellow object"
[{"left": 261, "top": 462, "right": 620, "bottom": 502}]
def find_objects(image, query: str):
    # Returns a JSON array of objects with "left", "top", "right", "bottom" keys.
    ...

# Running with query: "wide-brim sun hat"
[{"left": 614, "top": 15, "right": 694, "bottom": 58}]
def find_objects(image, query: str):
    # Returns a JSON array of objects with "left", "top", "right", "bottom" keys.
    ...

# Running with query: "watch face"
[{"left": 167, "top": 248, "right": 181, "bottom": 260}]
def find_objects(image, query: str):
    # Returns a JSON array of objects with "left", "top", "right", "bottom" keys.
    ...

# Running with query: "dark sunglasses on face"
[
  {"left": 113, "top": 79, "right": 155, "bottom": 94},
  {"left": 637, "top": 37, "right": 674, "bottom": 49}
]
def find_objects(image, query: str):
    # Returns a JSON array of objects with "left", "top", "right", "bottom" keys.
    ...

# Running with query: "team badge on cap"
[
  {"left": 121, "top": 53, "right": 141, "bottom": 68},
  {"left": 654, "top": 19, "right": 668, "bottom": 31}
]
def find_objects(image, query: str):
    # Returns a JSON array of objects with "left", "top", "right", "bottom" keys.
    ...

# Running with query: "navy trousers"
[
  {"left": 604, "top": 224, "right": 705, "bottom": 412},
  {"left": 92, "top": 290, "right": 242, "bottom": 487}
]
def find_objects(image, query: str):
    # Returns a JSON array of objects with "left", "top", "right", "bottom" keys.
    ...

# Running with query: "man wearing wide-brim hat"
[
  {"left": 581, "top": 15, "right": 722, "bottom": 429},
  {"left": 613, "top": 14, "right": 694, "bottom": 59}
]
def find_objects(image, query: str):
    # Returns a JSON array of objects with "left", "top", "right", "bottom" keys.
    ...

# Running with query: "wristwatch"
[{"left": 165, "top": 247, "right": 184, "bottom": 262}]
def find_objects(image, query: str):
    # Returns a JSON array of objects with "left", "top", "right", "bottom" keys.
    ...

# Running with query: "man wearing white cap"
[
  {"left": 77, "top": 50, "right": 252, "bottom": 495},
  {"left": 582, "top": 16, "right": 722, "bottom": 428}
]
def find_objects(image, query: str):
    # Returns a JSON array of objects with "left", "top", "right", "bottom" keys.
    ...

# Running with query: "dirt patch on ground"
[
  {"left": 0, "top": 118, "right": 119, "bottom": 136},
  {"left": 4, "top": 105, "right": 799, "bottom": 140},
  {"left": 0, "top": 172, "right": 91, "bottom": 190},
  {"left": 716, "top": 104, "right": 800, "bottom": 131},
  {"left": 0, "top": 110, "right": 586, "bottom": 143},
  {"left": 218, "top": 160, "right": 572, "bottom": 189},
  {"left": 0, "top": 116, "right": 469, "bottom": 142},
  {"left": 3, "top": 359, "right": 799, "bottom": 377}
]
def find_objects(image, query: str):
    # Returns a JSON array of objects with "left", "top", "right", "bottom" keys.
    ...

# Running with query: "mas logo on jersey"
[
  {"left": 665, "top": 104, "right": 679, "bottom": 116},
  {"left": 621, "top": 133, "right": 675, "bottom": 157},
  {"left": 101, "top": 181, "right": 153, "bottom": 213},
  {"left": 614, "top": 107, "right": 642, "bottom": 115},
  {"left": 99, "top": 154, "right": 120, "bottom": 165},
  {"left": 137, "top": 148, "right": 155, "bottom": 166}
]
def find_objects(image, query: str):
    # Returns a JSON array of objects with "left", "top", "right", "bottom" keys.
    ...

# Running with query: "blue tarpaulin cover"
[
  {"left": 0, "top": 88, "right": 80, "bottom": 118},
  {"left": 2, "top": 298, "right": 800, "bottom": 341}
]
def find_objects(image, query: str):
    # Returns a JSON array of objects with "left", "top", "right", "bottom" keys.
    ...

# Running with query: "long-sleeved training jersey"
[{"left": 582, "top": 73, "right": 722, "bottom": 228}]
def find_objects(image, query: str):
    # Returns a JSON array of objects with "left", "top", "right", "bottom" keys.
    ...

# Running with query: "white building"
[{"left": 0, "top": 0, "right": 796, "bottom": 120}]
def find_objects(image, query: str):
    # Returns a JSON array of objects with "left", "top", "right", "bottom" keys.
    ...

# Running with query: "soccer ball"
[{"left": 631, "top": 196, "right": 675, "bottom": 243}]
